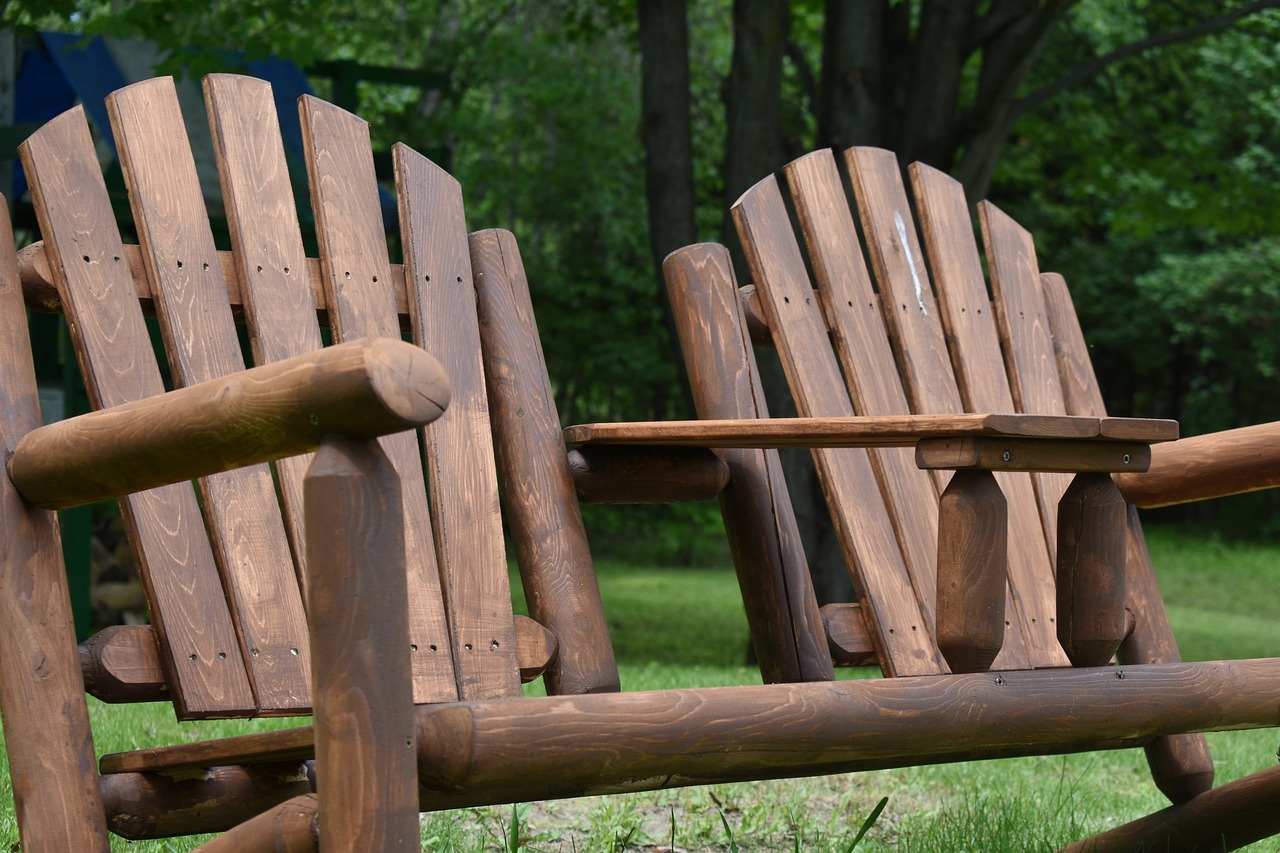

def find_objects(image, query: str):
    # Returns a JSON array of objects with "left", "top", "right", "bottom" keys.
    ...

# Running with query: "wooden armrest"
[
  {"left": 7, "top": 337, "right": 449, "bottom": 509},
  {"left": 1116, "top": 421, "right": 1280, "bottom": 508},
  {"left": 565, "top": 414, "right": 1176, "bottom": 450}
]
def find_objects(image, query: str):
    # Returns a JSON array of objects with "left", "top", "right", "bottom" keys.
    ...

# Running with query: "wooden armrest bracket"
[{"left": 916, "top": 437, "right": 1151, "bottom": 473}]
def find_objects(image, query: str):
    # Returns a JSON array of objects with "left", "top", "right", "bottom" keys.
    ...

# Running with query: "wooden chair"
[{"left": 3, "top": 73, "right": 1279, "bottom": 851}]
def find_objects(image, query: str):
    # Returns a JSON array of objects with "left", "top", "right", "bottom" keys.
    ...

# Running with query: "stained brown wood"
[
  {"left": 568, "top": 445, "right": 730, "bottom": 504},
  {"left": 299, "top": 94, "right": 457, "bottom": 704},
  {"left": 80, "top": 626, "right": 169, "bottom": 704},
  {"left": 305, "top": 437, "right": 418, "bottom": 852},
  {"left": 732, "top": 174, "right": 943, "bottom": 676},
  {"left": 471, "top": 227, "right": 621, "bottom": 695},
  {"left": 784, "top": 149, "right": 943, "bottom": 644},
  {"left": 20, "top": 103, "right": 255, "bottom": 718},
  {"left": 1056, "top": 473, "right": 1128, "bottom": 667},
  {"left": 1042, "top": 263, "right": 1215, "bottom": 801},
  {"left": 1060, "top": 764, "right": 1280, "bottom": 853},
  {"left": 414, "top": 659, "right": 1280, "bottom": 798},
  {"left": 663, "top": 242, "right": 831, "bottom": 684},
  {"left": 915, "top": 437, "right": 1150, "bottom": 473},
  {"left": 395, "top": 145, "right": 521, "bottom": 700},
  {"left": 1117, "top": 422, "right": 1280, "bottom": 507},
  {"left": 0, "top": 200, "right": 113, "bottom": 852},
  {"left": 100, "top": 762, "right": 315, "bottom": 841},
  {"left": 9, "top": 338, "right": 450, "bottom": 509},
  {"left": 192, "top": 794, "right": 318, "bottom": 853},
  {"left": 819, "top": 603, "right": 878, "bottom": 666},
  {"left": 866, "top": 151, "right": 1060, "bottom": 670},
  {"left": 203, "top": 73, "right": 325, "bottom": 592},
  {"left": 566, "top": 414, "right": 1171, "bottom": 447},
  {"left": 935, "top": 471, "right": 1007, "bottom": 673}
]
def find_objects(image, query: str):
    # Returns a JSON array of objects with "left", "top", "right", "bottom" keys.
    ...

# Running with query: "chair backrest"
[
  {"left": 667, "top": 147, "right": 1178, "bottom": 679},
  {"left": 13, "top": 73, "right": 617, "bottom": 721}
]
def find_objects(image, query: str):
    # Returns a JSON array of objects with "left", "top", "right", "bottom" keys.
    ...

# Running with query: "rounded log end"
[{"left": 363, "top": 338, "right": 451, "bottom": 428}]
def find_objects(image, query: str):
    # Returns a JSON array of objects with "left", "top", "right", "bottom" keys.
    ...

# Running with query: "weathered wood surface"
[
  {"left": 305, "top": 437, "right": 418, "bottom": 852},
  {"left": 192, "top": 794, "right": 318, "bottom": 853},
  {"left": 471, "top": 227, "right": 620, "bottom": 695},
  {"left": 0, "top": 200, "right": 113, "bottom": 852},
  {"left": 565, "top": 414, "right": 1174, "bottom": 448},
  {"left": 21, "top": 102, "right": 255, "bottom": 719},
  {"left": 663, "top": 242, "right": 831, "bottom": 684},
  {"left": 9, "top": 338, "right": 449, "bottom": 509},
  {"left": 299, "top": 93, "right": 458, "bottom": 704},
  {"left": 1060, "top": 764, "right": 1280, "bottom": 853},
  {"left": 396, "top": 145, "right": 521, "bottom": 701}
]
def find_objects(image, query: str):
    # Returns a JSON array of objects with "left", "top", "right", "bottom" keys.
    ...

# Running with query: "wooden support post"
[
  {"left": 1057, "top": 472, "right": 1128, "bottom": 667},
  {"left": 935, "top": 470, "right": 1007, "bottom": 673},
  {"left": 305, "top": 437, "right": 418, "bottom": 852}
]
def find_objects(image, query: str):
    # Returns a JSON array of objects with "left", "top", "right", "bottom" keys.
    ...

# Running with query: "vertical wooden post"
[
  {"left": 0, "top": 201, "right": 111, "bottom": 851},
  {"left": 1057, "top": 472, "right": 1128, "bottom": 667},
  {"left": 305, "top": 436, "right": 418, "bottom": 851},
  {"left": 936, "top": 470, "right": 1007, "bottom": 673}
]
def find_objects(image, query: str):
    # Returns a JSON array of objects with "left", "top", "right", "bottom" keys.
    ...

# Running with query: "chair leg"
[
  {"left": 306, "top": 436, "right": 418, "bottom": 851},
  {"left": 1060, "top": 764, "right": 1280, "bottom": 852}
]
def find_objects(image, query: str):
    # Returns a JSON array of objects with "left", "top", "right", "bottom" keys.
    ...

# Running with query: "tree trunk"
[{"left": 638, "top": 0, "right": 697, "bottom": 414}]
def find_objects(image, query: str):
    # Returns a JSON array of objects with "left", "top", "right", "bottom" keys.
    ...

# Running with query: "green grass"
[{"left": 1, "top": 525, "right": 1278, "bottom": 850}]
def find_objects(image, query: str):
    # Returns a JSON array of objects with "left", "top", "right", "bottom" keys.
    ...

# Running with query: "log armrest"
[
  {"left": 1116, "top": 421, "right": 1280, "bottom": 508},
  {"left": 7, "top": 337, "right": 450, "bottom": 510}
]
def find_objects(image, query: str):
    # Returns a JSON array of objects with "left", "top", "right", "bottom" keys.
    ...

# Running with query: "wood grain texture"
[
  {"left": 1056, "top": 473, "right": 1128, "bottom": 667},
  {"left": 784, "top": 149, "right": 942, "bottom": 644},
  {"left": 915, "top": 437, "right": 1150, "bottom": 473},
  {"left": 305, "top": 437, "right": 418, "bottom": 852},
  {"left": 565, "top": 414, "right": 1171, "bottom": 447},
  {"left": 819, "top": 603, "right": 878, "bottom": 666},
  {"left": 10, "top": 338, "right": 449, "bottom": 509},
  {"left": 191, "top": 793, "right": 318, "bottom": 853},
  {"left": 203, "top": 73, "right": 325, "bottom": 594},
  {"left": 415, "top": 659, "right": 1280, "bottom": 798},
  {"left": 0, "top": 198, "right": 112, "bottom": 852},
  {"left": 663, "top": 242, "right": 831, "bottom": 684},
  {"left": 1060, "top": 764, "right": 1280, "bottom": 853},
  {"left": 732, "top": 173, "right": 942, "bottom": 676},
  {"left": 857, "top": 149, "right": 1057, "bottom": 670},
  {"left": 1041, "top": 261, "right": 1215, "bottom": 801},
  {"left": 100, "top": 762, "right": 315, "bottom": 841},
  {"left": 471, "top": 227, "right": 621, "bottom": 695},
  {"left": 568, "top": 445, "right": 730, "bottom": 504},
  {"left": 21, "top": 101, "right": 255, "bottom": 718},
  {"left": 935, "top": 471, "right": 1007, "bottom": 673},
  {"left": 1117, "top": 422, "right": 1280, "bottom": 507},
  {"left": 395, "top": 146, "right": 520, "bottom": 700},
  {"left": 299, "top": 94, "right": 457, "bottom": 704},
  {"left": 80, "top": 625, "right": 169, "bottom": 704}
]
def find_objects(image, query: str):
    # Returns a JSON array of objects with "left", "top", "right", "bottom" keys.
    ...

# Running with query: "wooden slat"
[
  {"left": 858, "top": 149, "right": 1062, "bottom": 669},
  {"left": 565, "top": 414, "right": 1172, "bottom": 447},
  {"left": 978, "top": 199, "right": 1074, "bottom": 541},
  {"left": 20, "top": 104, "right": 255, "bottom": 718},
  {"left": 203, "top": 73, "right": 324, "bottom": 593},
  {"left": 732, "top": 174, "right": 943, "bottom": 676},
  {"left": 471, "top": 227, "right": 621, "bottom": 695},
  {"left": 298, "top": 94, "right": 457, "bottom": 704},
  {"left": 107, "top": 77, "right": 311, "bottom": 714},
  {"left": 663, "top": 242, "right": 832, "bottom": 684},
  {"left": 395, "top": 145, "right": 520, "bottom": 700},
  {"left": 783, "top": 149, "right": 942, "bottom": 651}
]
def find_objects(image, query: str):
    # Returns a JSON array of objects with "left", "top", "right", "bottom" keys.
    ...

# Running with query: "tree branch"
[{"left": 1015, "top": 0, "right": 1280, "bottom": 119}]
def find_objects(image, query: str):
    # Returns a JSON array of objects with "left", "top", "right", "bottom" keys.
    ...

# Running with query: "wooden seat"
[{"left": 4, "top": 76, "right": 1280, "bottom": 852}]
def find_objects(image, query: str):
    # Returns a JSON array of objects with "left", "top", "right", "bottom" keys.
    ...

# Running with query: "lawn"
[{"left": 0, "top": 524, "right": 1276, "bottom": 851}]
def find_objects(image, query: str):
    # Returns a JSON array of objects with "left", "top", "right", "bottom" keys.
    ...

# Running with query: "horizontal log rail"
[
  {"left": 1117, "top": 421, "right": 1280, "bottom": 508},
  {"left": 7, "top": 337, "right": 449, "bottom": 509}
]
